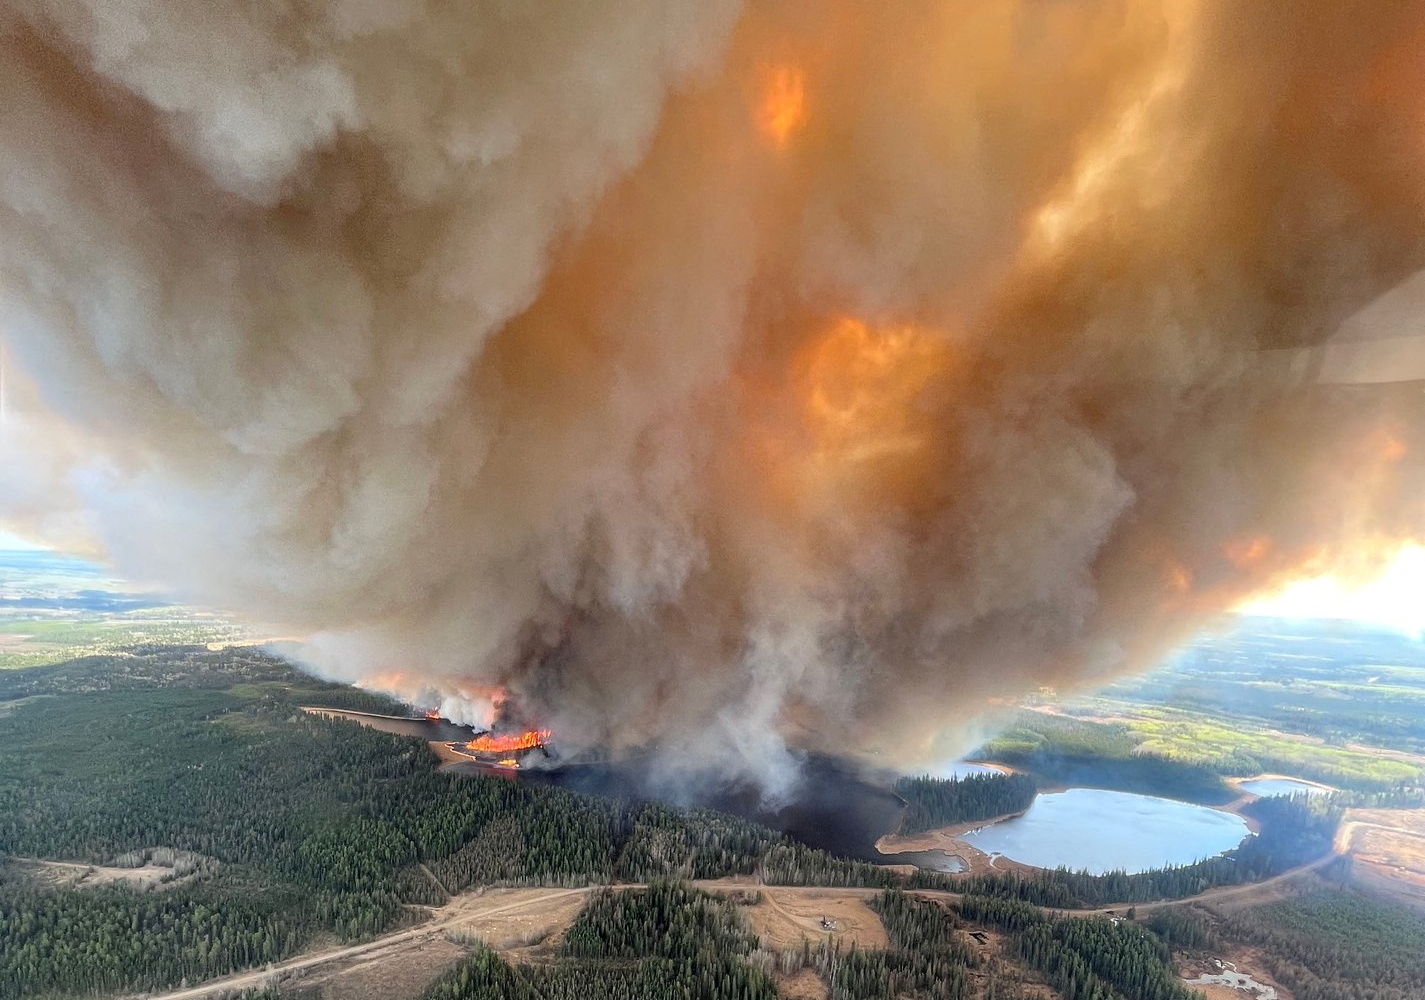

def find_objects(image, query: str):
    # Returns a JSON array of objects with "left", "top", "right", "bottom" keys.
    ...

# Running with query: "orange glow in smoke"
[
  {"left": 740, "top": 316, "right": 954, "bottom": 518},
  {"left": 466, "top": 729, "right": 551, "bottom": 754},
  {"left": 757, "top": 65, "right": 807, "bottom": 147},
  {"left": 794, "top": 317, "right": 949, "bottom": 468},
  {"left": 1223, "top": 536, "right": 1272, "bottom": 570}
]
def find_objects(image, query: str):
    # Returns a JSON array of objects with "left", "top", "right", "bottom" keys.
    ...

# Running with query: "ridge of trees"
[
  {"left": 895, "top": 772, "right": 1038, "bottom": 835},
  {"left": 958, "top": 894, "right": 1205, "bottom": 1000},
  {"left": 1221, "top": 888, "right": 1425, "bottom": 1000}
]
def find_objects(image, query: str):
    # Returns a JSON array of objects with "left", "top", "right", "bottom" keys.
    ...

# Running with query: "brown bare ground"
[
  {"left": 875, "top": 824, "right": 1034, "bottom": 878},
  {"left": 281, "top": 937, "right": 469, "bottom": 1000},
  {"left": 958, "top": 926, "right": 1057, "bottom": 1000},
  {"left": 7, "top": 858, "right": 185, "bottom": 891},
  {"left": 441, "top": 887, "right": 590, "bottom": 956},
  {"left": 742, "top": 887, "right": 889, "bottom": 951},
  {"left": 877, "top": 811, "right": 1025, "bottom": 853},
  {"left": 1338, "top": 809, "right": 1425, "bottom": 910}
]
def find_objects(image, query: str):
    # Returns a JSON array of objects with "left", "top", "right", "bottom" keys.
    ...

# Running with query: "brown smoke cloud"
[{"left": 3, "top": 0, "right": 1425, "bottom": 792}]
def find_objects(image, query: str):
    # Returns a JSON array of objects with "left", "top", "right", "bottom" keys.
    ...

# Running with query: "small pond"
[
  {"left": 1240, "top": 777, "right": 1331, "bottom": 797},
  {"left": 959, "top": 788, "right": 1252, "bottom": 875}
]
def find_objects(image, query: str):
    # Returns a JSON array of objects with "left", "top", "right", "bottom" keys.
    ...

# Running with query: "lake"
[
  {"left": 959, "top": 787, "right": 1252, "bottom": 874},
  {"left": 1240, "top": 777, "right": 1331, "bottom": 797}
]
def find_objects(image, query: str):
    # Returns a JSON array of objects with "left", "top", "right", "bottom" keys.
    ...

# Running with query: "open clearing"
[
  {"left": 439, "top": 886, "right": 591, "bottom": 957},
  {"left": 7, "top": 858, "right": 184, "bottom": 891},
  {"left": 277, "top": 937, "right": 468, "bottom": 1000},
  {"left": 742, "top": 886, "right": 889, "bottom": 951},
  {"left": 1338, "top": 808, "right": 1425, "bottom": 909}
]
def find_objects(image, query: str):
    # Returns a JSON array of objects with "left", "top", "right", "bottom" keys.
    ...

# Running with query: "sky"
[
  {"left": 1237, "top": 544, "right": 1425, "bottom": 636},
  {"left": 0, "top": 530, "right": 48, "bottom": 551}
]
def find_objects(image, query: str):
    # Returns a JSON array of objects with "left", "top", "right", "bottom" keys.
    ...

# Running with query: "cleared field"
[
  {"left": 742, "top": 886, "right": 889, "bottom": 951},
  {"left": 276, "top": 937, "right": 469, "bottom": 1000},
  {"left": 5, "top": 857, "right": 189, "bottom": 892},
  {"left": 441, "top": 886, "right": 591, "bottom": 956},
  {"left": 1339, "top": 808, "right": 1425, "bottom": 909}
]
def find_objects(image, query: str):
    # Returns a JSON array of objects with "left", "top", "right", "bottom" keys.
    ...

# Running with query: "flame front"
[{"left": 466, "top": 729, "right": 552, "bottom": 754}]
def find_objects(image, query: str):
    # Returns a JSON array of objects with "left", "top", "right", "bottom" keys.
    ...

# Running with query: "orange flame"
[
  {"left": 756, "top": 65, "right": 806, "bottom": 148},
  {"left": 466, "top": 729, "right": 551, "bottom": 754}
]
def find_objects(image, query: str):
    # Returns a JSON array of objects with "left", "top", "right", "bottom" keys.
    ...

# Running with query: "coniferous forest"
[
  {"left": 895, "top": 773, "right": 1039, "bottom": 834},
  {"left": 0, "top": 649, "right": 876, "bottom": 997}
]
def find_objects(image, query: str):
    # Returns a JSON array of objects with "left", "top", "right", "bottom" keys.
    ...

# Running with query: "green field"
[{"left": 1020, "top": 616, "right": 1425, "bottom": 791}]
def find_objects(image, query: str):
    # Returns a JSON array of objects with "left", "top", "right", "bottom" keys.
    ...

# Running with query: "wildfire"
[
  {"left": 740, "top": 315, "right": 955, "bottom": 520},
  {"left": 424, "top": 709, "right": 442, "bottom": 721},
  {"left": 796, "top": 317, "right": 949, "bottom": 467},
  {"left": 466, "top": 729, "right": 551, "bottom": 754},
  {"left": 756, "top": 64, "right": 806, "bottom": 148}
]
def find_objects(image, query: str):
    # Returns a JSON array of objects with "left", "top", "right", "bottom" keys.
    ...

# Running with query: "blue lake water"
[
  {"left": 1240, "top": 777, "right": 1330, "bottom": 797},
  {"left": 960, "top": 788, "right": 1251, "bottom": 875}
]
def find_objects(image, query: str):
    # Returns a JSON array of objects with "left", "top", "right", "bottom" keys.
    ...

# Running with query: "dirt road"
[{"left": 137, "top": 887, "right": 595, "bottom": 1000}]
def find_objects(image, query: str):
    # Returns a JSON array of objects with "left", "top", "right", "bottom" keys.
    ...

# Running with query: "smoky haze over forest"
[{"left": 2, "top": 0, "right": 1425, "bottom": 792}]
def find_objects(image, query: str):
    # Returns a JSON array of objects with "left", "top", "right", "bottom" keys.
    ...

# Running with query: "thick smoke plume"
[{"left": 3, "top": 1, "right": 1425, "bottom": 792}]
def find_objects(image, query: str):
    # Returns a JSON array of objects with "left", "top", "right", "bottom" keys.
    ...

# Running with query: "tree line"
[
  {"left": 958, "top": 894, "right": 1205, "bottom": 1000},
  {"left": 895, "top": 772, "right": 1038, "bottom": 835}
]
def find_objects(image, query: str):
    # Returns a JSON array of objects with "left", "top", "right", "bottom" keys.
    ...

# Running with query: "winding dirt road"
[
  {"left": 137, "top": 887, "right": 595, "bottom": 1000},
  {"left": 134, "top": 853, "right": 1339, "bottom": 1000}
]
